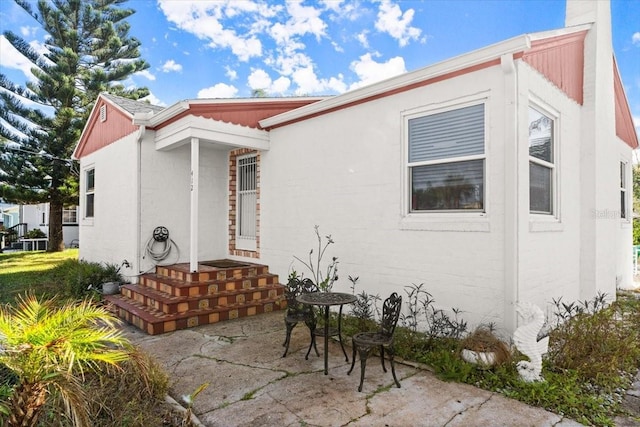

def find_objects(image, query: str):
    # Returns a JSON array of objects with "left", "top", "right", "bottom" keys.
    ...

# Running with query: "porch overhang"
[{"left": 150, "top": 114, "right": 270, "bottom": 151}]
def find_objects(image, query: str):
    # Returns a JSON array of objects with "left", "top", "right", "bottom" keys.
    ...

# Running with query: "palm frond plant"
[{"left": 0, "top": 294, "right": 130, "bottom": 427}]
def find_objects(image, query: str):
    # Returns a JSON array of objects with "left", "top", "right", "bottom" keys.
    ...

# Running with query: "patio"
[{"left": 122, "top": 311, "right": 584, "bottom": 427}]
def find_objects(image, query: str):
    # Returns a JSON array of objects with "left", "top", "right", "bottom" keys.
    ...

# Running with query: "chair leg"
[
  {"left": 305, "top": 325, "right": 319, "bottom": 360},
  {"left": 389, "top": 348, "right": 400, "bottom": 388},
  {"left": 357, "top": 347, "right": 373, "bottom": 392},
  {"left": 282, "top": 321, "right": 296, "bottom": 358},
  {"left": 380, "top": 345, "right": 387, "bottom": 372},
  {"left": 347, "top": 339, "right": 357, "bottom": 375}
]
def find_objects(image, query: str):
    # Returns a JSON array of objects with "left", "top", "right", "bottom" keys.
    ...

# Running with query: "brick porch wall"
[{"left": 228, "top": 149, "right": 260, "bottom": 258}]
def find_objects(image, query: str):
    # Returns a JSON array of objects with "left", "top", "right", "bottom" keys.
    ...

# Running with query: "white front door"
[{"left": 236, "top": 154, "right": 257, "bottom": 251}]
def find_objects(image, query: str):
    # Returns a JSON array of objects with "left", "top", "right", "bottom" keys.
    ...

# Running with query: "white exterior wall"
[
  {"left": 79, "top": 130, "right": 230, "bottom": 281},
  {"left": 79, "top": 133, "right": 139, "bottom": 280},
  {"left": 515, "top": 62, "right": 583, "bottom": 318},
  {"left": 138, "top": 137, "right": 229, "bottom": 273},
  {"left": 616, "top": 143, "right": 635, "bottom": 290},
  {"left": 260, "top": 65, "right": 511, "bottom": 330},
  {"left": 19, "top": 203, "right": 79, "bottom": 248}
]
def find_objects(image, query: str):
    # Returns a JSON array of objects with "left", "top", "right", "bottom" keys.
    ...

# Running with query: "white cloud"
[
  {"left": 135, "top": 70, "right": 156, "bottom": 81},
  {"left": 161, "top": 59, "right": 183, "bottom": 73},
  {"left": 158, "top": 1, "right": 276, "bottom": 62},
  {"left": 633, "top": 32, "right": 640, "bottom": 46},
  {"left": 247, "top": 68, "right": 272, "bottom": 89},
  {"left": 357, "top": 30, "right": 370, "bottom": 48},
  {"left": 0, "top": 35, "right": 37, "bottom": 80},
  {"left": 197, "top": 83, "right": 238, "bottom": 98},
  {"left": 19, "top": 26, "right": 36, "bottom": 38},
  {"left": 291, "top": 66, "right": 346, "bottom": 95},
  {"left": 271, "top": 76, "right": 291, "bottom": 94},
  {"left": 348, "top": 53, "right": 406, "bottom": 90},
  {"left": 269, "top": 2, "right": 327, "bottom": 45},
  {"left": 140, "top": 91, "right": 166, "bottom": 107},
  {"left": 375, "top": 1, "right": 422, "bottom": 47},
  {"left": 247, "top": 68, "right": 291, "bottom": 95},
  {"left": 225, "top": 66, "right": 237, "bottom": 81}
]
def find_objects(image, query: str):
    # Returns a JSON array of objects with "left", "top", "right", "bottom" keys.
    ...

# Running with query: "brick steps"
[{"left": 104, "top": 259, "right": 286, "bottom": 335}]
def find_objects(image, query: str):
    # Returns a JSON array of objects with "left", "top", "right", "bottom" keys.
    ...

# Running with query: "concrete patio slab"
[{"left": 123, "top": 311, "right": 587, "bottom": 427}]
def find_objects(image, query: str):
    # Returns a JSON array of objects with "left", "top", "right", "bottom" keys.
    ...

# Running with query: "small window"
[
  {"left": 407, "top": 103, "right": 485, "bottom": 212},
  {"left": 63, "top": 206, "right": 78, "bottom": 224},
  {"left": 529, "top": 107, "right": 555, "bottom": 214},
  {"left": 620, "top": 161, "right": 628, "bottom": 220},
  {"left": 85, "top": 168, "right": 95, "bottom": 218},
  {"left": 99, "top": 105, "right": 107, "bottom": 122}
]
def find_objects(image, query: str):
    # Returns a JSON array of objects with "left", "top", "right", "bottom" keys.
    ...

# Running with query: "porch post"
[{"left": 190, "top": 137, "right": 199, "bottom": 273}]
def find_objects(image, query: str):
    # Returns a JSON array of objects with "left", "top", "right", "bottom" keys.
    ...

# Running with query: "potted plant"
[
  {"left": 100, "top": 262, "right": 125, "bottom": 295},
  {"left": 460, "top": 325, "right": 511, "bottom": 367}
]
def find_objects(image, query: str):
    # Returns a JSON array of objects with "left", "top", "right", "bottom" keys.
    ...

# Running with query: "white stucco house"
[
  {"left": 0, "top": 203, "right": 79, "bottom": 250},
  {"left": 73, "top": 0, "right": 638, "bottom": 335}
]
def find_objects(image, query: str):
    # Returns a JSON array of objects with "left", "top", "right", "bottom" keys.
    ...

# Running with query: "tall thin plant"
[{"left": 293, "top": 225, "right": 339, "bottom": 292}]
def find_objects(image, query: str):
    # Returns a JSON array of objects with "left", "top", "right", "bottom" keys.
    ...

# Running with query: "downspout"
[
  {"left": 136, "top": 125, "right": 145, "bottom": 279},
  {"left": 501, "top": 52, "right": 520, "bottom": 333}
]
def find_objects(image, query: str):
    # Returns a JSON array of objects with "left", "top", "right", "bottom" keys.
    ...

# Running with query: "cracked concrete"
[{"left": 123, "top": 311, "right": 587, "bottom": 427}]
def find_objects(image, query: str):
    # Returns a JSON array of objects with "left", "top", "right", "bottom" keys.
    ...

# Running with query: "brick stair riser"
[
  {"left": 155, "top": 265, "right": 270, "bottom": 283},
  {"left": 121, "top": 285, "right": 284, "bottom": 315},
  {"left": 108, "top": 296, "right": 285, "bottom": 335},
  {"left": 139, "top": 274, "right": 280, "bottom": 297}
]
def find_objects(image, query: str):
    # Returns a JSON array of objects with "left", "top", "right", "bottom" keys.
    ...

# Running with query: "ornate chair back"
[{"left": 380, "top": 292, "right": 402, "bottom": 338}]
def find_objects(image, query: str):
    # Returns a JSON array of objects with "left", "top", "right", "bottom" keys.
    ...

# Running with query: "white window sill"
[
  {"left": 400, "top": 213, "right": 490, "bottom": 232},
  {"left": 82, "top": 218, "right": 94, "bottom": 227},
  {"left": 529, "top": 215, "right": 563, "bottom": 232}
]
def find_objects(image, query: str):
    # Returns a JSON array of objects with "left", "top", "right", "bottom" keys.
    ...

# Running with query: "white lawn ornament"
[{"left": 513, "top": 302, "right": 549, "bottom": 382}]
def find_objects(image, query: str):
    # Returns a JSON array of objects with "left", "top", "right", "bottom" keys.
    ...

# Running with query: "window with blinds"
[{"left": 408, "top": 103, "right": 485, "bottom": 212}]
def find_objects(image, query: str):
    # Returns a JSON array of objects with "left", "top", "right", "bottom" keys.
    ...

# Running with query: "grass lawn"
[{"left": 0, "top": 249, "right": 78, "bottom": 304}]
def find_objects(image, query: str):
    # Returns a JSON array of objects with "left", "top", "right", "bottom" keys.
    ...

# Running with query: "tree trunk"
[
  {"left": 7, "top": 382, "right": 47, "bottom": 427},
  {"left": 48, "top": 198, "right": 64, "bottom": 252}
]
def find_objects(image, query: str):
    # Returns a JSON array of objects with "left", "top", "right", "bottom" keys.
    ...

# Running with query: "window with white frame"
[
  {"left": 529, "top": 106, "right": 555, "bottom": 214},
  {"left": 85, "top": 168, "right": 95, "bottom": 218},
  {"left": 620, "top": 161, "right": 628, "bottom": 220},
  {"left": 63, "top": 206, "right": 78, "bottom": 224},
  {"left": 408, "top": 103, "right": 485, "bottom": 212}
]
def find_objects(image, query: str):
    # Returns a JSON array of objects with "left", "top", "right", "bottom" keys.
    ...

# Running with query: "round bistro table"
[{"left": 296, "top": 292, "right": 357, "bottom": 375}]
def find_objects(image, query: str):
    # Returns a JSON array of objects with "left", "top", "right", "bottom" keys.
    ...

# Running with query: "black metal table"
[{"left": 297, "top": 292, "right": 357, "bottom": 375}]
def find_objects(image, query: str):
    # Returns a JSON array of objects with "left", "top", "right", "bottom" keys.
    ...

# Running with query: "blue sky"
[{"left": 0, "top": 0, "right": 638, "bottom": 136}]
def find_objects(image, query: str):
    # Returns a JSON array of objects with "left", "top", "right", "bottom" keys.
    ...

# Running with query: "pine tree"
[{"left": 0, "top": 0, "right": 149, "bottom": 251}]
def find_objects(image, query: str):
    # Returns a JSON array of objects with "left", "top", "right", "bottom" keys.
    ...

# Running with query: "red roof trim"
[
  {"left": 261, "top": 59, "right": 501, "bottom": 130},
  {"left": 613, "top": 57, "right": 639, "bottom": 149},
  {"left": 522, "top": 31, "right": 588, "bottom": 105}
]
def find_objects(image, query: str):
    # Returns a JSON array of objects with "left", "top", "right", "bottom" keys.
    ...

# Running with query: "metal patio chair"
[
  {"left": 282, "top": 277, "right": 319, "bottom": 359},
  {"left": 348, "top": 292, "right": 402, "bottom": 392}
]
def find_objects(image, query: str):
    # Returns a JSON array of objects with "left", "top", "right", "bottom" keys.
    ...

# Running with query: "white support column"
[{"left": 190, "top": 137, "right": 199, "bottom": 273}]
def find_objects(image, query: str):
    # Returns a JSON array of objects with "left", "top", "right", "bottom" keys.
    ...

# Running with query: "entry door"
[{"left": 236, "top": 154, "right": 257, "bottom": 251}]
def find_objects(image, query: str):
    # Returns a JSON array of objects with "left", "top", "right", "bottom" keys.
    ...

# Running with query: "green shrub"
[
  {"left": 51, "top": 260, "right": 123, "bottom": 299},
  {"left": 633, "top": 219, "right": 640, "bottom": 245},
  {"left": 547, "top": 303, "right": 640, "bottom": 388},
  {"left": 25, "top": 228, "right": 46, "bottom": 239}
]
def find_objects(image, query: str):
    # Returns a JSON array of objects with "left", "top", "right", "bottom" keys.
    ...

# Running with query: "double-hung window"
[
  {"left": 63, "top": 206, "right": 78, "bottom": 224},
  {"left": 528, "top": 107, "right": 555, "bottom": 214},
  {"left": 85, "top": 168, "right": 95, "bottom": 219},
  {"left": 620, "top": 161, "right": 628, "bottom": 220},
  {"left": 408, "top": 103, "right": 485, "bottom": 212}
]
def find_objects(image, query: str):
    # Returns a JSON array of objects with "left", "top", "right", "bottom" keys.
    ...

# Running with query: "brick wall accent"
[{"left": 228, "top": 149, "right": 260, "bottom": 258}]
